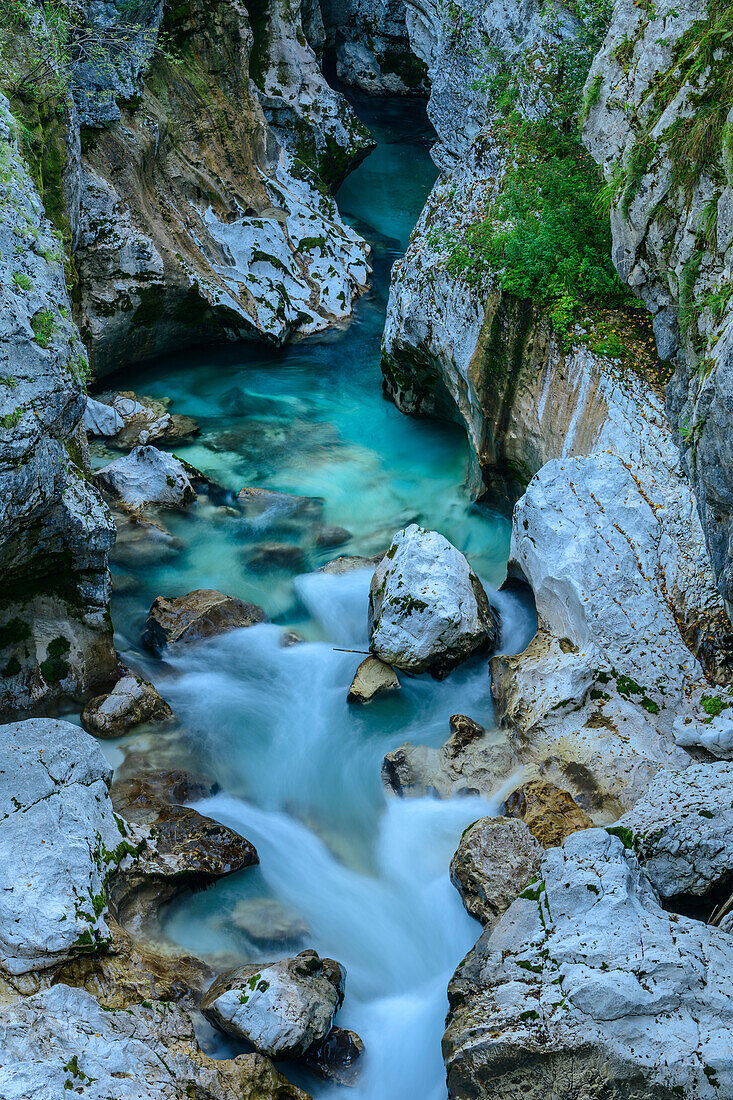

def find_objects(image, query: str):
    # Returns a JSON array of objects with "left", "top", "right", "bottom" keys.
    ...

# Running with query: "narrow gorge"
[{"left": 1, "top": 1, "right": 732, "bottom": 1098}]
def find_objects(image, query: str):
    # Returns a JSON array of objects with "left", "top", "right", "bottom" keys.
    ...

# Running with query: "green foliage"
[
  {"left": 12, "top": 271, "right": 32, "bottom": 291},
  {"left": 701, "top": 693, "right": 727, "bottom": 716},
  {"left": 31, "top": 307, "right": 56, "bottom": 348},
  {"left": 438, "top": 0, "right": 632, "bottom": 341}
]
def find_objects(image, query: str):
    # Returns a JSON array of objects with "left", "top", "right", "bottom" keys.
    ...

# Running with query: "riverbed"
[{"left": 97, "top": 93, "right": 535, "bottom": 1099}]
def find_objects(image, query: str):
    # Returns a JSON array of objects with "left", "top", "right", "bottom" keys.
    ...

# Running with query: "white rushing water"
[
  {"left": 155, "top": 568, "right": 534, "bottom": 1098},
  {"left": 104, "top": 93, "right": 536, "bottom": 1099}
]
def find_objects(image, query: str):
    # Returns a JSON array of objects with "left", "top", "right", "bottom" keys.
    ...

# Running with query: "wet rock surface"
[
  {"left": 450, "top": 817, "right": 542, "bottom": 926},
  {"left": 81, "top": 674, "right": 173, "bottom": 738},
  {"left": 347, "top": 655, "right": 400, "bottom": 703},
  {"left": 201, "top": 950, "right": 346, "bottom": 1059},
  {"left": 142, "top": 589, "right": 267, "bottom": 654},
  {"left": 369, "top": 525, "right": 500, "bottom": 677}
]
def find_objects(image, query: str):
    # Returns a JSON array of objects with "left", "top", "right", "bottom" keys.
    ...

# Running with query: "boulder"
[
  {"left": 81, "top": 674, "right": 173, "bottom": 738},
  {"left": 615, "top": 763, "right": 733, "bottom": 899},
  {"left": 314, "top": 525, "right": 351, "bottom": 548},
  {"left": 142, "top": 589, "right": 267, "bottom": 654},
  {"left": 0, "top": 984, "right": 308, "bottom": 1099},
  {"left": 303, "top": 1026, "right": 364, "bottom": 1085},
  {"left": 96, "top": 445, "right": 195, "bottom": 509},
  {"left": 0, "top": 719, "right": 138, "bottom": 975},
  {"left": 318, "top": 553, "right": 384, "bottom": 575},
  {"left": 347, "top": 655, "right": 400, "bottom": 703},
  {"left": 84, "top": 395, "right": 125, "bottom": 437},
  {"left": 369, "top": 525, "right": 500, "bottom": 677},
  {"left": 450, "top": 817, "right": 542, "bottom": 925},
  {"left": 96, "top": 390, "right": 199, "bottom": 449},
  {"left": 238, "top": 487, "right": 323, "bottom": 520},
  {"left": 247, "top": 542, "right": 307, "bottom": 570},
  {"left": 110, "top": 782, "right": 258, "bottom": 932},
  {"left": 201, "top": 950, "right": 345, "bottom": 1058},
  {"left": 230, "top": 898, "right": 309, "bottom": 947},
  {"left": 444, "top": 829, "right": 733, "bottom": 1100},
  {"left": 504, "top": 780, "right": 593, "bottom": 848}
]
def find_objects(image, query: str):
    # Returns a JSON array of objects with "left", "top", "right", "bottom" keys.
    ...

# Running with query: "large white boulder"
[
  {"left": 444, "top": 828, "right": 733, "bottom": 1100},
  {"left": 369, "top": 524, "right": 500, "bottom": 677},
  {"left": 0, "top": 719, "right": 137, "bottom": 974},
  {"left": 0, "top": 984, "right": 308, "bottom": 1099},
  {"left": 616, "top": 762, "right": 733, "bottom": 899},
  {"left": 201, "top": 950, "right": 345, "bottom": 1058},
  {"left": 83, "top": 395, "right": 125, "bottom": 437},
  {"left": 96, "top": 445, "right": 195, "bottom": 509}
]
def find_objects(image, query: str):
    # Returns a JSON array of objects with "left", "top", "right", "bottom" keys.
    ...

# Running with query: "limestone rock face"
[
  {"left": 319, "top": 0, "right": 428, "bottom": 95},
  {"left": 450, "top": 817, "right": 542, "bottom": 926},
  {"left": 0, "top": 719, "right": 136, "bottom": 975},
  {"left": 581, "top": 0, "right": 733, "bottom": 617},
  {"left": 616, "top": 763, "right": 733, "bottom": 900},
  {"left": 72, "top": 0, "right": 371, "bottom": 375},
  {"left": 142, "top": 589, "right": 267, "bottom": 654},
  {"left": 247, "top": 0, "right": 375, "bottom": 187},
  {"left": 84, "top": 395, "right": 125, "bottom": 436},
  {"left": 81, "top": 674, "right": 173, "bottom": 738},
  {"left": 96, "top": 446, "right": 196, "bottom": 509},
  {"left": 347, "top": 655, "right": 400, "bottom": 703},
  {"left": 369, "top": 525, "right": 500, "bottom": 677},
  {"left": 0, "top": 96, "right": 115, "bottom": 713},
  {"left": 444, "top": 829, "right": 733, "bottom": 1100},
  {"left": 0, "top": 984, "right": 309, "bottom": 1100},
  {"left": 201, "top": 950, "right": 345, "bottom": 1058}
]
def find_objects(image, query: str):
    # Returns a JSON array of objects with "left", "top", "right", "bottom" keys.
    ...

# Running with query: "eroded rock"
[
  {"left": 450, "top": 817, "right": 542, "bottom": 926},
  {"left": 444, "top": 829, "right": 733, "bottom": 1100},
  {"left": 0, "top": 719, "right": 138, "bottom": 975},
  {"left": 142, "top": 589, "right": 267, "bottom": 654},
  {"left": 504, "top": 780, "right": 593, "bottom": 848},
  {"left": 201, "top": 950, "right": 345, "bottom": 1058},
  {"left": 369, "top": 525, "right": 499, "bottom": 677},
  {"left": 0, "top": 984, "right": 309, "bottom": 1099},
  {"left": 81, "top": 674, "right": 173, "bottom": 738},
  {"left": 347, "top": 655, "right": 400, "bottom": 703},
  {"left": 96, "top": 445, "right": 195, "bottom": 510}
]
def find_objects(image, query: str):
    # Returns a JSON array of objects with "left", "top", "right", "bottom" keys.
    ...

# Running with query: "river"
[{"left": 94, "top": 93, "right": 535, "bottom": 1100}]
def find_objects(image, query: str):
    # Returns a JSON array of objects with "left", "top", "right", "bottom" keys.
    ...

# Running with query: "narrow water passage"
[{"left": 100, "top": 96, "right": 535, "bottom": 1099}]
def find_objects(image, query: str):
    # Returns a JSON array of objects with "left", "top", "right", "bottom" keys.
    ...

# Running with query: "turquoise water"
[{"left": 99, "top": 95, "right": 533, "bottom": 1100}]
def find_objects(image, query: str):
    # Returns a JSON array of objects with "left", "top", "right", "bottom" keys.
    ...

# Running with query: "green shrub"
[
  {"left": 31, "top": 307, "right": 56, "bottom": 348},
  {"left": 12, "top": 271, "right": 32, "bottom": 291}
]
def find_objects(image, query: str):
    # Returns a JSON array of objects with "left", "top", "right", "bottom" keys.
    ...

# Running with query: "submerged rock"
[
  {"left": 347, "top": 656, "right": 400, "bottom": 703},
  {"left": 0, "top": 719, "right": 137, "bottom": 975},
  {"left": 81, "top": 674, "right": 173, "bottom": 738},
  {"left": 503, "top": 780, "right": 593, "bottom": 848},
  {"left": 237, "top": 487, "right": 324, "bottom": 520},
  {"left": 142, "top": 589, "right": 267, "bottom": 654},
  {"left": 201, "top": 950, "right": 345, "bottom": 1059},
  {"left": 444, "top": 829, "right": 733, "bottom": 1100},
  {"left": 314, "top": 524, "right": 351, "bottom": 548},
  {"left": 450, "top": 817, "right": 542, "bottom": 926},
  {"left": 318, "top": 553, "right": 384, "bottom": 575},
  {"left": 0, "top": 984, "right": 309, "bottom": 1100},
  {"left": 247, "top": 542, "right": 307, "bottom": 570},
  {"left": 369, "top": 525, "right": 500, "bottom": 677},
  {"left": 96, "top": 445, "right": 196, "bottom": 510},
  {"left": 230, "top": 898, "right": 309, "bottom": 947}
]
